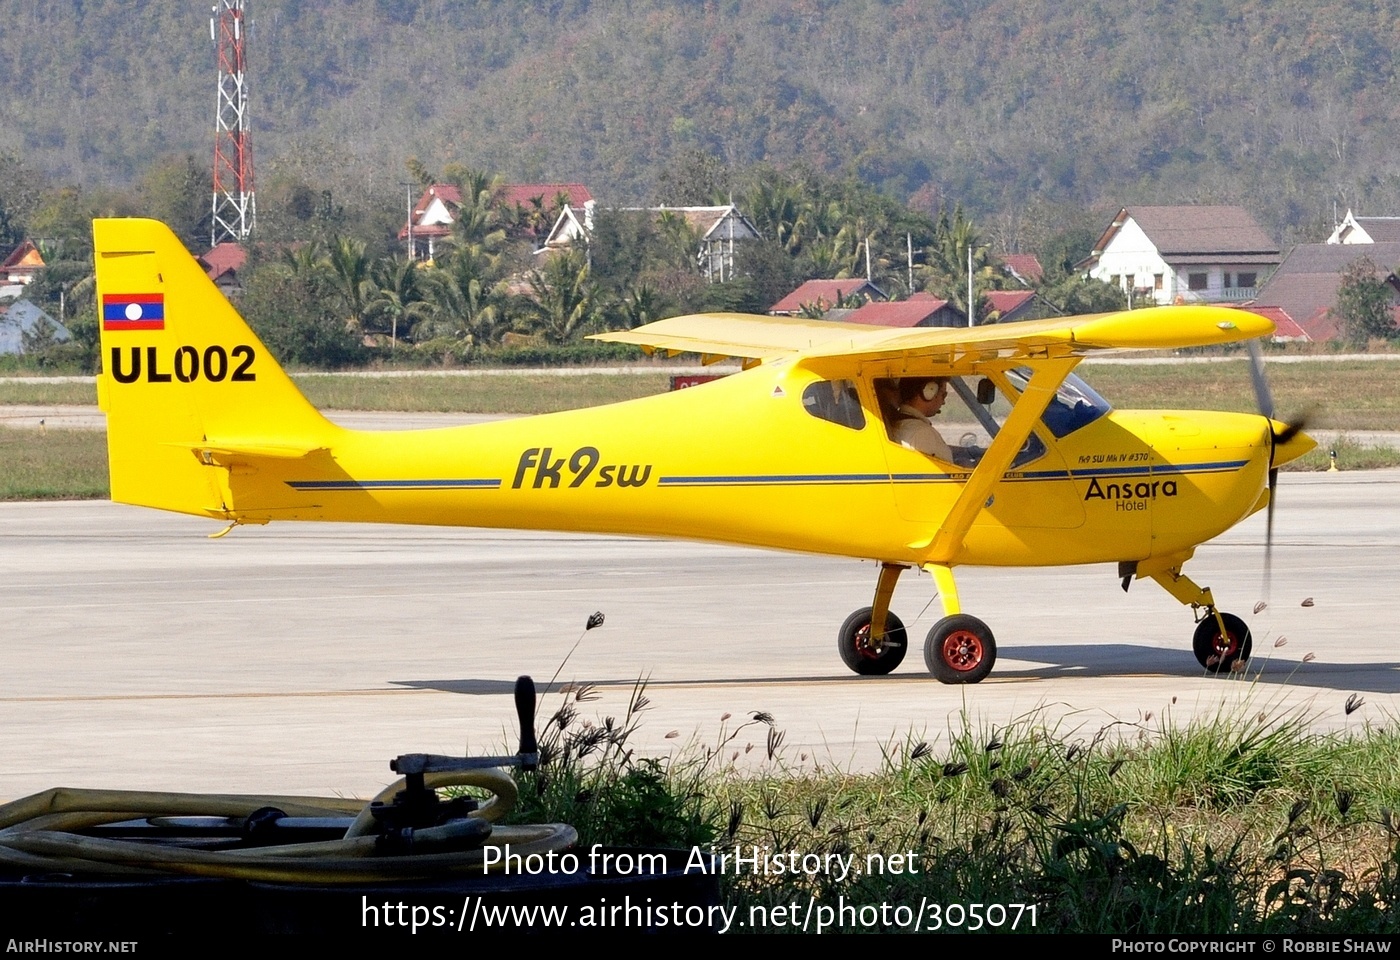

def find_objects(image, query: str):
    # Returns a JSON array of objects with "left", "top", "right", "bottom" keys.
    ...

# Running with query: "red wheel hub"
[
  {"left": 855, "top": 624, "right": 884, "bottom": 659},
  {"left": 1207, "top": 629, "right": 1239, "bottom": 663},
  {"left": 942, "top": 629, "right": 984, "bottom": 672}
]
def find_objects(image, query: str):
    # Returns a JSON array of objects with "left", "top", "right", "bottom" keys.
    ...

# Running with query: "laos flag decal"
[{"left": 103, "top": 293, "right": 165, "bottom": 331}]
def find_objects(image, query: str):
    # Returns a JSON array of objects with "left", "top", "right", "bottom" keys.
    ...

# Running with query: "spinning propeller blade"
[{"left": 1246, "top": 339, "right": 1309, "bottom": 600}]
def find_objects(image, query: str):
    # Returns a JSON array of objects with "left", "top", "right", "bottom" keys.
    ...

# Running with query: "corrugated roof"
[
  {"left": 997, "top": 253, "right": 1043, "bottom": 284},
  {"left": 199, "top": 242, "right": 246, "bottom": 281},
  {"left": 844, "top": 298, "right": 953, "bottom": 327},
  {"left": 985, "top": 289, "right": 1036, "bottom": 321},
  {"left": 1352, "top": 217, "right": 1400, "bottom": 243},
  {"left": 1227, "top": 305, "right": 1309, "bottom": 341},
  {"left": 769, "top": 278, "right": 885, "bottom": 314},
  {"left": 1252, "top": 242, "right": 1400, "bottom": 337}
]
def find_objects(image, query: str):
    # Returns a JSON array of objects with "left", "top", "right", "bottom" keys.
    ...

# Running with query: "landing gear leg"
[
  {"left": 921, "top": 563, "right": 997, "bottom": 684},
  {"left": 837, "top": 562, "right": 908, "bottom": 675},
  {"left": 1141, "top": 562, "right": 1253, "bottom": 673}
]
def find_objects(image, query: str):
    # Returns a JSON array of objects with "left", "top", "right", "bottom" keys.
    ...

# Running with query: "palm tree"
[
  {"left": 426, "top": 243, "right": 510, "bottom": 348},
  {"left": 325, "top": 236, "right": 373, "bottom": 332},
  {"left": 744, "top": 174, "right": 803, "bottom": 253},
  {"left": 519, "top": 250, "right": 600, "bottom": 344},
  {"left": 364, "top": 257, "right": 436, "bottom": 347}
]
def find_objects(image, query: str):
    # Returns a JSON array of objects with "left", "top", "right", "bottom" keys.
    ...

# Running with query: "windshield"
[{"left": 1004, "top": 368, "right": 1112, "bottom": 438}]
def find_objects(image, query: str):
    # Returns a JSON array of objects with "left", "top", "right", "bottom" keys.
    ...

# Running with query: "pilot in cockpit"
[{"left": 892, "top": 376, "right": 954, "bottom": 462}]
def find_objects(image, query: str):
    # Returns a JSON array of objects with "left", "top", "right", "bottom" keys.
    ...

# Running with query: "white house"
[
  {"left": 1326, "top": 209, "right": 1400, "bottom": 245},
  {"left": 543, "top": 204, "right": 760, "bottom": 282},
  {"left": 1078, "top": 206, "right": 1280, "bottom": 305}
]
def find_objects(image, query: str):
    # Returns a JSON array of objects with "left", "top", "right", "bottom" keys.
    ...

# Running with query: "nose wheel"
[
  {"left": 837, "top": 607, "right": 908, "bottom": 675},
  {"left": 924, "top": 614, "right": 997, "bottom": 684},
  {"left": 1192, "top": 611, "right": 1252, "bottom": 673}
]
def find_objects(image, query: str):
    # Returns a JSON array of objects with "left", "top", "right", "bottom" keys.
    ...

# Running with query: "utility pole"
[
  {"left": 211, "top": 0, "right": 256, "bottom": 246},
  {"left": 967, "top": 245, "right": 975, "bottom": 327}
]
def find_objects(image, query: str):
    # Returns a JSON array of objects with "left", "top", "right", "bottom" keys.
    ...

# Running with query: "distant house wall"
[
  {"left": 1086, "top": 219, "right": 1174, "bottom": 303},
  {"left": 1089, "top": 218, "right": 1265, "bottom": 304}
]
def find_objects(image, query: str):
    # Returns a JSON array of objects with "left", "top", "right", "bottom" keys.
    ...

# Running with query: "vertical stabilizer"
[{"left": 94, "top": 218, "right": 339, "bottom": 518}]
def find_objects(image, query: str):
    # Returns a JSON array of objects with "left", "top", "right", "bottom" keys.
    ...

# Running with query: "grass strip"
[
  {"left": 293, "top": 372, "right": 673, "bottom": 414},
  {"left": 0, "top": 429, "right": 108, "bottom": 500}
]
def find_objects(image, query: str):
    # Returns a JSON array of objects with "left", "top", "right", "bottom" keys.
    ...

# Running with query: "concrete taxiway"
[{"left": 2, "top": 470, "right": 1397, "bottom": 801}]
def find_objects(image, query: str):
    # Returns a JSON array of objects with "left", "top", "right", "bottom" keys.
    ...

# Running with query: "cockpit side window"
[
  {"left": 801, "top": 379, "right": 866, "bottom": 431},
  {"left": 874, "top": 375, "right": 1046, "bottom": 469}
]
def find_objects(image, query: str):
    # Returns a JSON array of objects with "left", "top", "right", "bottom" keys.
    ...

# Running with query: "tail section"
[{"left": 94, "top": 218, "right": 341, "bottom": 519}]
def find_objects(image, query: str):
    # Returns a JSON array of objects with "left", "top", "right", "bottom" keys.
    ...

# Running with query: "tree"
[
  {"left": 1332, "top": 256, "right": 1397, "bottom": 346},
  {"left": 519, "top": 250, "right": 601, "bottom": 344},
  {"left": 138, "top": 154, "right": 211, "bottom": 247},
  {"left": 237, "top": 263, "right": 367, "bottom": 368},
  {"left": 325, "top": 236, "right": 374, "bottom": 332},
  {"left": 655, "top": 149, "right": 730, "bottom": 206},
  {"left": 364, "top": 257, "right": 436, "bottom": 346}
]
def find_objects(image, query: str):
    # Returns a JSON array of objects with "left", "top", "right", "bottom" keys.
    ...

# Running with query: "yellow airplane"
[{"left": 92, "top": 219, "right": 1314, "bottom": 683}]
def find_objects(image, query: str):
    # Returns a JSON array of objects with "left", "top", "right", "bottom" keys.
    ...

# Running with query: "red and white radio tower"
[{"left": 211, "top": 0, "right": 256, "bottom": 246}]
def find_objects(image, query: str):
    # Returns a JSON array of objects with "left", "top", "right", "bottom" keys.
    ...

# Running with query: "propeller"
[{"left": 1246, "top": 339, "right": 1309, "bottom": 600}]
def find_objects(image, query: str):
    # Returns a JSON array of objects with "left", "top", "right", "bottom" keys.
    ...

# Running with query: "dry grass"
[
  {"left": 0, "top": 429, "right": 108, "bottom": 499},
  {"left": 1081, "top": 359, "right": 1400, "bottom": 431},
  {"left": 2, "top": 360, "right": 1398, "bottom": 427},
  {"left": 294, "top": 372, "right": 673, "bottom": 414}
]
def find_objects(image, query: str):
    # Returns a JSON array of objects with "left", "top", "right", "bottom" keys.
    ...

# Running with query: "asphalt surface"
[{"left": 2, "top": 469, "right": 1397, "bottom": 801}]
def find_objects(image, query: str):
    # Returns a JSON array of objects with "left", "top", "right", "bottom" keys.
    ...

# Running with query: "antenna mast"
[{"left": 211, "top": 0, "right": 256, "bottom": 245}]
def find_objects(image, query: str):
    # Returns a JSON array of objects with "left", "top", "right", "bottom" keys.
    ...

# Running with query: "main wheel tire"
[
  {"left": 924, "top": 615, "right": 997, "bottom": 684},
  {"left": 1193, "top": 612, "right": 1252, "bottom": 673},
  {"left": 837, "top": 607, "right": 908, "bottom": 675}
]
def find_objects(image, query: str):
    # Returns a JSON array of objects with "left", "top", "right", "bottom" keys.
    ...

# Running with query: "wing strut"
[{"left": 925, "top": 357, "right": 1081, "bottom": 564}]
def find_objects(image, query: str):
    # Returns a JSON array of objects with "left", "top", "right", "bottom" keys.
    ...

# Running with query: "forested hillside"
[{"left": 4, "top": 0, "right": 1400, "bottom": 242}]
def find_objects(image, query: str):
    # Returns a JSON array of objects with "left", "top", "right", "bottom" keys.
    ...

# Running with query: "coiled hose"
[{"left": 0, "top": 769, "right": 576, "bottom": 885}]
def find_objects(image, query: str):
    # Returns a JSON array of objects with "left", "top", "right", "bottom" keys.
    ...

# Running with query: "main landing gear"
[
  {"left": 1125, "top": 559, "right": 1253, "bottom": 674},
  {"left": 838, "top": 562, "right": 997, "bottom": 683}
]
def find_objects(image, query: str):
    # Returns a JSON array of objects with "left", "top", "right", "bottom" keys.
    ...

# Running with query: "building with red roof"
[
  {"left": 399, "top": 182, "right": 594, "bottom": 259},
  {"left": 984, "top": 289, "right": 1037, "bottom": 323},
  {"left": 997, "top": 253, "right": 1043, "bottom": 286},
  {"left": 844, "top": 294, "right": 963, "bottom": 328},
  {"left": 198, "top": 242, "right": 248, "bottom": 295},
  {"left": 769, "top": 278, "right": 886, "bottom": 316},
  {"left": 1250, "top": 241, "right": 1400, "bottom": 342},
  {"left": 1, "top": 241, "right": 44, "bottom": 287}
]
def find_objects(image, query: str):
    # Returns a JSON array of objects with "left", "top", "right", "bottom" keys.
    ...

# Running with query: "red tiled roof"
[
  {"left": 1227, "top": 305, "right": 1309, "bottom": 341},
  {"left": 1297, "top": 307, "right": 1339, "bottom": 343},
  {"left": 985, "top": 289, "right": 1035, "bottom": 320},
  {"left": 770, "top": 278, "right": 885, "bottom": 314},
  {"left": 2, "top": 240, "right": 43, "bottom": 270},
  {"left": 1251, "top": 241, "right": 1400, "bottom": 341},
  {"left": 844, "top": 298, "right": 952, "bottom": 327},
  {"left": 998, "top": 253, "right": 1043, "bottom": 284},
  {"left": 199, "top": 242, "right": 246, "bottom": 281},
  {"left": 500, "top": 183, "right": 593, "bottom": 209}
]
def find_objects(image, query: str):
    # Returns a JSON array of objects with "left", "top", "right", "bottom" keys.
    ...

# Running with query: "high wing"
[
  {"left": 595, "top": 304, "right": 1277, "bottom": 575},
  {"left": 591, "top": 305, "right": 1275, "bottom": 366}
]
